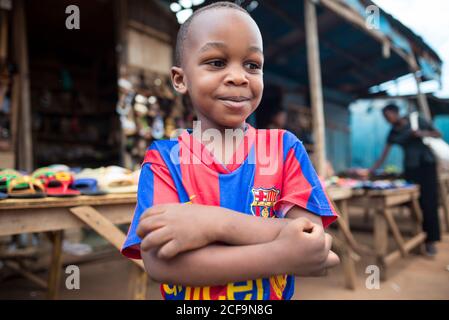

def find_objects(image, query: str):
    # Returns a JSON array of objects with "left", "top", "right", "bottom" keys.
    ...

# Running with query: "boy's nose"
[{"left": 224, "top": 67, "right": 249, "bottom": 86}]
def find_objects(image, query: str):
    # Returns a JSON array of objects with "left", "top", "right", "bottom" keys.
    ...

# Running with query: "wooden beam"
[
  {"left": 320, "top": 40, "right": 388, "bottom": 85},
  {"left": 383, "top": 233, "right": 426, "bottom": 266},
  {"left": 265, "top": 9, "right": 339, "bottom": 60},
  {"left": 305, "top": 0, "right": 326, "bottom": 176},
  {"left": 4, "top": 261, "right": 48, "bottom": 289},
  {"left": 12, "top": 0, "right": 33, "bottom": 171},
  {"left": 69, "top": 205, "right": 145, "bottom": 270},
  {"left": 0, "top": 10, "right": 8, "bottom": 61}
]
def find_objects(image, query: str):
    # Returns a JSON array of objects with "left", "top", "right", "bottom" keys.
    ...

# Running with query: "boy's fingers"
[
  {"left": 157, "top": 239, "right": 180, "bottom": 260},
  {"left": 309, "top": 269, "right": 327, "bottom": 277},
  {"left": 324, "top": 233, "right": 333, "bottom": 253},
  {"left": 140, "top": 205, "right": 168, "bottom": 221},
  {"left": 292, "top": 217, "right": 315, "bottom": 233},
  {"left": 323, "top": 250, "right": 340, "bottom": 269},
  {"left": 140, "top": 227, "right": 173, "bottom": 252},
  {"left": 136, "top": 215, "right": 166, "bottom": 238}
]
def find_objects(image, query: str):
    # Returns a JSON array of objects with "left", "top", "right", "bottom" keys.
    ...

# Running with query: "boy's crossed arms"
[{"left": 137, "top": 203, "right": 340, "bottom": 287}]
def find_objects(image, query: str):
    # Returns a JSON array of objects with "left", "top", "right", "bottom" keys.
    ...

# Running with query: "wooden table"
[
  {"left": 349, "top": 186, "right": 426, "bottom": 280},
  {"left": 327, "top": 186, "right": 369, "bottom": 289},
  {"left": 0, "top": 188, "right": 365, "bottom": 295},
  {"left": 1, "top": 186, "right": 424, "bottom": 296},
  {"left": 0, "top": 194, "right": 147, "bottom": 299}
]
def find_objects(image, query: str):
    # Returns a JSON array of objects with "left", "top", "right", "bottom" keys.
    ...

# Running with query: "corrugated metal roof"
[{"left": 160, "top": 0, "right": 442, "bottom": 97}]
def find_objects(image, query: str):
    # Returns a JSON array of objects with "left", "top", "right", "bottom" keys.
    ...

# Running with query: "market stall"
[
  {"left": 0, "top": 0, "right": 179, "bottom": 299},
  {"left": 1, "top": 0, "right": 447, "bottom": 299}
]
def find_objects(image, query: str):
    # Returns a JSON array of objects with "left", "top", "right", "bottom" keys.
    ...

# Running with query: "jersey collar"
[{"left": 179, "top": 123, "right": 256, "bottom": 174}]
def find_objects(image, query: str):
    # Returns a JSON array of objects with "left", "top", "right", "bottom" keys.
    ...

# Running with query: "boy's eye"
[
  {"left": 244, "top": 62, "right": 262, "bottom": 71},
  {"left": 206, "top": 60, "right": 226, "bottom": 68}
]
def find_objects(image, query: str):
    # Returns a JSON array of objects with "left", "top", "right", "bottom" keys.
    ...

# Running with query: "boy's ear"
[{"left": 171, "top": 66, "right": 187, "bottom": 94}]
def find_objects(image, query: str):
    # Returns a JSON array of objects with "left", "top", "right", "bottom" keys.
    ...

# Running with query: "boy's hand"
[
  {"left": 137, "top": 204, "right": 219, "bottom": 259},
  {"left": 274, "top": 217, "right": 340, "bottom": 277}
]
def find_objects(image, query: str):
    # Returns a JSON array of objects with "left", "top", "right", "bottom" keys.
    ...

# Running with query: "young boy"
[{"left": 121, "top": 1, "right": 339, "bottom": 300}]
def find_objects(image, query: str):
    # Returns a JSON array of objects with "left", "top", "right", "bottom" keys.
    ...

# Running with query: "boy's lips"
[{"left": 218, "top": 96, "right": 251, "bottom": 110}]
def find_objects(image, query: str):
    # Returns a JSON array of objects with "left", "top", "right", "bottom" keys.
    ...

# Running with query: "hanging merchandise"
[
  {"left": 116, "top": 87, "right": 137, "bottom": 136},
  {"left": 120, "top": 115, "right": 136, "bottom": 136},
  {"left": 137, "top": 117, "right": 152, "bottom": 139},
  {"left": 151, "top": 115, "right": 165, "bottom": 140},
  {"left": 117, "top": 70, "right": 187, "bottom": 167},
  {"left": 165, "top": 116, "right": 176, "bottom": 138}
]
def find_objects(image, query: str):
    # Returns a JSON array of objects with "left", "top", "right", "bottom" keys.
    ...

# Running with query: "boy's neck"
[
  {"left": 196, "top": 119, "right": 247, "bottom": 135},
  {"left": 191, "top": 119, "right": 248, "bottom": 165}
]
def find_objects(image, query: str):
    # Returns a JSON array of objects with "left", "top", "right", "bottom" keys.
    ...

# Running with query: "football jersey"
[{"left": 121, "top": 123, "right": 338, "bottom": 300}]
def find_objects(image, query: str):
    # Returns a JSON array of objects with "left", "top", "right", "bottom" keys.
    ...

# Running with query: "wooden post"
[
  {"left": 439, "top": 176, "right": 449, "bottom": 232},
  {"left": 373, "top": 209, "right": 388, "bottom": 281},
  {"left": 304, "top": 0, "right": 326, "bottom": 176},
  {"left": 407, "top": 53, "right": 432, "bottom": 122},
  {"left": 47, "top": 230, "right": 63, "bottom": 300},
  {"left": 115, "top": 0, "right": 131, "bottom": 168},
  {"left": 413, "top": 72, "right": 432, "bottom": 121},
  {"left": 410, "top": 196, "right": 426, "bottom": 254},
  {"left": 0, "top": 10, "right": 8, "bottom": 62},
  {"left": 115, "top": 0, "right": 128, "bottom": 69},
  {"left": 12, "top": 0, "right": 33, "bottom": 171},
  {"left": 336, "top": 199, "right": 357, "bottom": 290},
  {"left": 128, "top": 264, "right": 149, "bottom": 300}
]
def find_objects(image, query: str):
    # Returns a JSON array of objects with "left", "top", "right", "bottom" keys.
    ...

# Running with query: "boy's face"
[{"left": 172, "top": 9, "right": 264, "bottom": 129}]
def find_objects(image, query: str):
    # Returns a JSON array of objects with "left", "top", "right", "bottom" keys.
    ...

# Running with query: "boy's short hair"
[
  {"left": 174, "top": 1, "right": 250, "bottom": 67},
  {"left": 382, "top": 104, "right": 400, "bottom": 114}
]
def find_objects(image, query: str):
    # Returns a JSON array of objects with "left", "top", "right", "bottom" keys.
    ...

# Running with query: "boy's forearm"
[
  {"left": 142, "top": 241, "right": 286, "bottom": 287},
  {"left": 207, "top": 206, "right": 289, "bottom": 245}
]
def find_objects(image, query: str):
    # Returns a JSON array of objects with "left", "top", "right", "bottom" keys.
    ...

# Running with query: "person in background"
[{"left": 369, "top": 104, "right": 442, "bottom": 256}]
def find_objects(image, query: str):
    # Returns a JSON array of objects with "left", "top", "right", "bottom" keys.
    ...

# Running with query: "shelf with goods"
[{"left": 29, "top": 58, "right": 121, "bottom": 169}]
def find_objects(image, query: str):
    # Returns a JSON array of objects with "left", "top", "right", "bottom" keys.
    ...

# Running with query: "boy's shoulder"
[{"left": 142, "top": 138, "right": 179, "bottom": 167}]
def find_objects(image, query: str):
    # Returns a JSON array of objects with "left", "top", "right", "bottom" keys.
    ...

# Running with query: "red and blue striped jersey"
[{"left": 121, "top": 123, "right": 338, "bottom": 300}]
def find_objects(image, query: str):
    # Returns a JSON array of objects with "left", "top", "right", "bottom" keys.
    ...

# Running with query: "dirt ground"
[{"left": 1, "top": 232, "right": 448, "bottom": 300}]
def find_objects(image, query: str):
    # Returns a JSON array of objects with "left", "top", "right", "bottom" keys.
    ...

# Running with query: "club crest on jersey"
[{"left": 250, "top": 187, "right": 280, "bottom": 218}]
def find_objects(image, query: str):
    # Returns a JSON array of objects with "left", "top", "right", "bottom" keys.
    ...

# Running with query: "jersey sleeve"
[
  {"left": 274, "top": 131, "right": 338, "bottom": 228},
  {"left": 121, "top": 148, "right": 180, "bottom": 260}
]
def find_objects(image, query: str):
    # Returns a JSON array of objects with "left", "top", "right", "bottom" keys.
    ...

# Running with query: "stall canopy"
[
  {"left": 368, "top": 93, "right": 449, "bottom": 116},
  {"left": 161, "top": 0, "right": 442, "bottom": 98}
]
